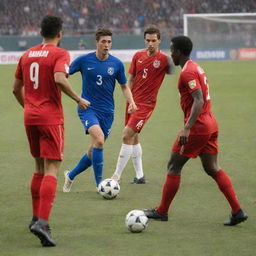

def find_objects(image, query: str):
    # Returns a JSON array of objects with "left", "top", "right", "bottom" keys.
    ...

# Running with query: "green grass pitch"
[{"left": 0, "top": 60, "right": 255, "bottom": 256}]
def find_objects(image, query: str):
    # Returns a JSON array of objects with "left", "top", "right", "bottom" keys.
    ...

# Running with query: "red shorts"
[
  {"left": 25, "top": 125, "right": 64, "bottom": 160},
  {"left": 172, "top": 131, "right": 218, "bottom": 158},
  {"left": 125, "top": 103, "right": 155, "bottom": 132}
]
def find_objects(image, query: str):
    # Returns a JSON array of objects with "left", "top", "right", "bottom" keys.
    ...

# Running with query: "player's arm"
[
  {"left": 120, "top": 83, "right": 137, "bottom": 113},
  {"left": 54, "top": 72, "right": 90, "bottom": 110},
  {"left": 12, "top": 78, "right": 24, "bottom": 108},
  {"left": 127, "top": 74, "right": 135, "bottom": 90},
  {"left": 179, "top": 88, "right": 204, "bottom": 145},
  {"left": 166, "top": 56, "right": 175, "bottom": 75}
]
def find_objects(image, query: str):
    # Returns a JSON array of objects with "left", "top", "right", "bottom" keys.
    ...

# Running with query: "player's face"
[
  {"left": 170, "top": 44, "right": 180, "bottom": 66},
  {"left": 96, "top": 36, "right": 112, "bottom": 56},
  {"left": 144, "top": 34, "right": 161, "bottom": 55}
]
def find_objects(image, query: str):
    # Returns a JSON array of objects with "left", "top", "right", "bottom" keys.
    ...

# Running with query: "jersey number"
[
  {"left": 30, "top": 62, "right": 39, "bottom": 89},
  {"left": 96, "top": 75, "right": 103, "bottom": 85},
  {"left": 204, "top": 76, "right": 210, "bottom": 100},
  {"left": 142, "top": 68, "right": 148, "bottom": 79}
]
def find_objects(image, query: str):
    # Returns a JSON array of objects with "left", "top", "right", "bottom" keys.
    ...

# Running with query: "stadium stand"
[{"left": 0, "top": 0, "right": 255, "bottom": 36}]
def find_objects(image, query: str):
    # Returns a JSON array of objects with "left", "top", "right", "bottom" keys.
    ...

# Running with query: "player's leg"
[
  {"left": 30, "top": 124, "right": 63, "bottom": 246},
  {"left": 131, "top": 133, "right": 146, "bottom": 184},
  {"left": 200, "top": 153, "right": 248, "bottom": 225},
  {"left": 130, "top": 105, "right": 154, "bottom": 183},
  {"left": 144, "top": 151, "right": 189, "bottom": 220},
  {"left": 25, "top": 125, "right": 44, "bottom": 229},
  {"left": 64, "top": 143, "right": 92, "bottom": 192},
  {"left": 112, "top": 125, "right": 137, "bottom": 182},
  {"left": 88, "top": 124, "right": 105, "bottom": 187},
  {"left": 29, "top": 157, "right": 44, "bottom": 229},
  {"left": 63, "top": 109, "right": 96, "bottom": 192},
  {"left": 31, "top": 158, "right": 61, "bottom": 247}
]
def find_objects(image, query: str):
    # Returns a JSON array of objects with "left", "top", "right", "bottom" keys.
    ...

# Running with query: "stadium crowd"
[{"left": 0, "top": 0, "right": 256, "bottom": 36}]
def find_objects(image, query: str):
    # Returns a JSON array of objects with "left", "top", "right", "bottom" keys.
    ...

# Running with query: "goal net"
[{"left": 183, "top": 13, "right": 256, "bottom": 49}]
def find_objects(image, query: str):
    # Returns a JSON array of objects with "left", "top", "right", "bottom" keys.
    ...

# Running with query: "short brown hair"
[
  {"left": 95, "top": 28, "right": 112, "bottom": 41},
  {"left": 144, "top": 26, "right": 161, "bottom": 40}
]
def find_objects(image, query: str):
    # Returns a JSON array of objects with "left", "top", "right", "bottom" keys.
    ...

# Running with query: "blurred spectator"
[
  {"left": 18, "top": 39, "right": 27, "bottom": 50},
  {"left": 0, "top": 0, "right": 255, "bottom": 36},
  {"left": 78, "top": 38, "right": 86, "bottom": 50}
]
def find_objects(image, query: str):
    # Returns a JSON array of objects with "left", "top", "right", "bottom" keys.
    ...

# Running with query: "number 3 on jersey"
[
  {"left": 96, "top": 75, "right": 103, "bottom": 85},
  {"left": 30, "top": 62, "right": 39, "bottom": 89}
]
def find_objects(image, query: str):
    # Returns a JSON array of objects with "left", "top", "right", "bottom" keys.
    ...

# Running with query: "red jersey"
[
  {"left": 15, "top": 43, "right": 70, "bottom": 125},
  {"left": 178, "top": 60, "right": 218, "bottom": 135},
  {"left": 129, "top": 50, "right": 169, "bottom": 105}
]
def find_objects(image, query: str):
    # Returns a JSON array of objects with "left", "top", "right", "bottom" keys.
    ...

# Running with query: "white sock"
[
  {"left": 132, "top": 143, "right": 144, "bottom": 179},
  {"left": 113, "top": 143, "right": 133, "bottom": 179}
]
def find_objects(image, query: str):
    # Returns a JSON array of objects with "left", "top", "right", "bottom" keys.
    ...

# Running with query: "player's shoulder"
[
  {"left": 71, "top": 51, "right": 95, "bottom": 64},
  {"left": 182, "top": 60, "right": 198, "bottom": 73},
  {"left": 108, "top": 54, "right": 124, "bottom": 66},
  {"left": 158, "top": 50, "right": 168, "bottom": 58},
  {"left": 181, "top": 60, "right": 205, "bottom": 79},
  {"left": 134, "top": 49, "right": 147, "bottom": 58},
  {"left": 22, "top": 44, "right": 42, "bottom": 56}
]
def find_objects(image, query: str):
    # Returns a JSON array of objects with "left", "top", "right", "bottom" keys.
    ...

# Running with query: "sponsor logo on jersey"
[
  {"left": 136, "top": 120, "right": 144, "bottom": 130},
  {"left": 87, "top": 67, "right": 94, "bottom": 70},
  {"left": 107, "top": 67, "right": 114, "bottom": 75},
  {"left": 153, "top": 60, "right": 160, "bottom": 68},
  {"left": 85, "top": 120, "right": 89, "bottom": 127},
  {"left": 188, "top": 80, "right": 196, "bottom": 89},
  {"left": 138, "top": 60, "right": 143, "bottom": 63}
]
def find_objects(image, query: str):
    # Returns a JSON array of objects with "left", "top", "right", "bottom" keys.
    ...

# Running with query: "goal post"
[{"left": 183, "top": 13, "right": 256, "bottom": 49}]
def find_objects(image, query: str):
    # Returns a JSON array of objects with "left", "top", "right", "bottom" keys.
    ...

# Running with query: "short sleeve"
[
  {"left": 128, "top": 53, "right": 137, "bottom": 75},
  {"left": 116, "top": 61, "right": 127, "bottom": 85},
  {"left": 69, "top": 55, "right": 82, "bottom": 75},
  {"left": 181, "top": 71, "right": 201, "bottom": 94},
  {"left": 54, "top": 49, "right": 70, "bottom": 75},
  {"left": 14, "top": 56, "right": 23, "bottom": 80}
]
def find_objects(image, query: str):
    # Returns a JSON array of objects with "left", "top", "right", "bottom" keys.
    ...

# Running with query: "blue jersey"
[{"left": 69, "top": 52, "right": 127, "bottom": 113}]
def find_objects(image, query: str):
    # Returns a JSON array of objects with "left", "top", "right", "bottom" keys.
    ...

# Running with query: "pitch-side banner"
[
  {"left": 0, "top": 50, "right": 138, "bottom": 64},
  {"left": 191, "top": 48, "right": 256, "bottom": 60}
]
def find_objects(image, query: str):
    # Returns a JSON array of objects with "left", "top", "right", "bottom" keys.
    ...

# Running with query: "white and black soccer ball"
[
  {"left": 125, "top": 210, "right": 148, "bottom": 233},
  {"left": 97, "top": 178, "right": 120, "bottom": 199}
]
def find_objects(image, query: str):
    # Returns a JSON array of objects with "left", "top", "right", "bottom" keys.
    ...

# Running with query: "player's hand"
[
  {"left": 78, "top": 98, "right": 90, "bottom": 110},
  {"left": 179, "top": 127, "right": 190, "bottom": 145},
  {"left": 128, "top": 102, "right": 138, "bottom": 114}
]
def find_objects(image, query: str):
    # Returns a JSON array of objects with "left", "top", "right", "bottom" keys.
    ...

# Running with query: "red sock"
[
  {"left": 38, "top": 175, "right": 57, "bottom": 221},
  {"left": 214, "top": 169, "right": 241, "bottom": 214},
  {"left": 157, "top": 174, "right": 181, "bottom": 214},
  {"left": 30, "top": 172, "right": 44, "bottom": 217}
]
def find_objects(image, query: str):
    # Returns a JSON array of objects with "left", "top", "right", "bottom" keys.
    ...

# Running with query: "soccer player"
[
  {"left": 62, "top": 29, "right": 137, "bottom": 192},
  {"left": 12, "top": 15, "right": 90, "bottom": 247},
  {"left": 144, "top": 35, "right": 248, "bottom": 226},
  {"left": 111, "top": 26, "right": 174, "bottom": 184}
]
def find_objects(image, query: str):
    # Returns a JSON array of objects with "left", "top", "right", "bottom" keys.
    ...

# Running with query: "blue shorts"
[{"left": 78, "top": 108, "right": 114, "bottom": 139}]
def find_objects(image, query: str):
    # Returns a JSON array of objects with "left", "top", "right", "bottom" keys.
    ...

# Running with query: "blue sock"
[
  {"left": 92, "top": 147, "right": 104, "bottom": 187},
  {"left": 68, "top": 154, "right": 92, "bottom": 180}
]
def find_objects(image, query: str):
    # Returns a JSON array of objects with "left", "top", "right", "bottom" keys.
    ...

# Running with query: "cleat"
[
  {"left": 28, "top": 216, "right": 38, "bottom": 232},
  {"left": 63, "top": 170, "right": 73, "bottom": 192},
  {"left": 111, "top": 174, "right": 121, "bottom": 184},
  {"left": 130, "top": 176, "right": 146, "bottom": 184},
  {"left": 224, "top": 209, "right": 248, "bottom": 226},
  {"left": 30, "top": 221, "right": 56, "bottom": 247},
  {"left": 143, "top": 208, "right": 168, "bottom": 221}
]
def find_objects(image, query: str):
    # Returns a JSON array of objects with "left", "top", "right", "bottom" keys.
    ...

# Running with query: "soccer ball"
[
  {"left": 97, "top": 178, "right": 120, "bottom": 199},
  {"left": 125, "top": 210, "right": 148, "bottom": 233}
]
